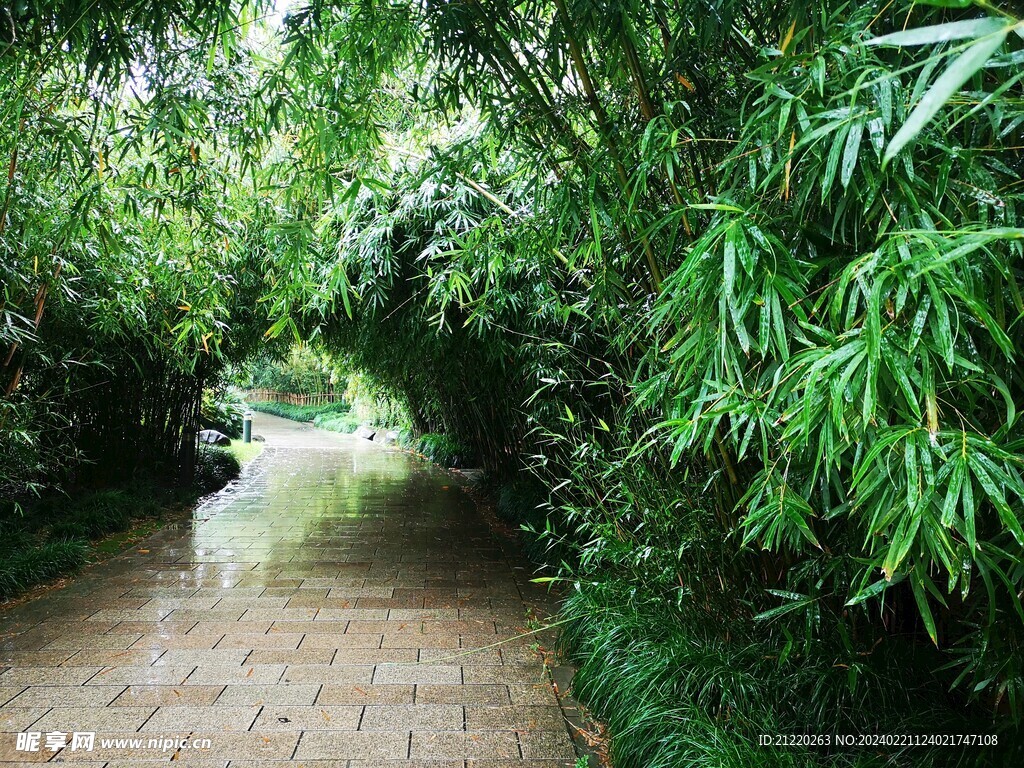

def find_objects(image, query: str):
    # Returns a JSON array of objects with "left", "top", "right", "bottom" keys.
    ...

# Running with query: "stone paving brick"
[
  {"left": 0, "top": 651, "right": 73, "bottom": 667},
  {"left": 216, "top": 633, "right": 303, "bottom": 650},
  {"left": 132, "top": 633, "right": 226, "bottom": 650},
  {"left": 107, "top": 621, "right": 198, "bottom": 635},
  {"left": 419, "top": 648, "right": 502, "bottom": 666},
  {"left": 88, "top": 665, "right": 196, "bottom": 686},
  {"left": 9, "top": 685, "right": 125, "bottom": 707},
  {"left": 0, "top": 687, "right": 25, "bottom": 707},
  {"left": 298, "top": 633, "right": 382, "bottom": 649},
  {"left": 359, "top": 704, "right": 465, "bottom": 731},
  {"left": 214, "top": 683, "right": 320, "bottom": 706},
  {"left": 0, "top": 706, "right": 49, "bottom": 731},
  {"left": 0, "top": 414, "right": 575, "bottom": 765},
  {"left": 250, "top": 704, "right": 361, "bottom": 731},
  {"left": 382, "top": 633, "right": 461, "bottom": 649},
  {"left": 280, "top": 665, "right": 372, "bottom": 685},
  {"left": 462, "top": 666, "right": 549, "bottom": 685},
  {"left": 315, "top": 684, "right": 415, "bottom": 705},
  {"left": 416, "top": 685, "right": 511, "bottom": 706},
  {"left": 184, "top": 665, "right": 286, "bottom": 686},
  {"left": 325, "top": 648, "right": 414, "bottom": 666},
  {"left": 507, "top": 683, "right": 560, "bottom": 707},
  {"left": 171, "top": 732, "right": 299, "bottom": 761},
  {"left": 464, "top": 705, "right": 566, "bottom": 732},
  {"left": 0, "top": 666, "right": 104, "bottom": 686},
  {"left": 244, "top": 648, "right": 335, "bottom": 666},
  {"left": 32, "top": 705, "right": 157, "bottom": 732},
  {"left": 518, "top": 730, "right": 578, "bottom": 760},
  {"left": 43, "top": 633, "right": 143, "bottom": 651},
  {"left": 373, "top": 664, "right": 462, "bottom": 685},
  {"left": 0, "top": 734, "right": 60, "bottom": 762},
  {"left": 142, "top": 704, "right": 259, "bottom": 732},
  {"left": 111, "top": 685, "right": 225, "bottom": 707},
  {"left": 293, "top": 730, "right": 408, "bottom": 760},
  {"left": 410, "top": 731, "right": 520, "bottom": 759},
  {"left": 269, "top": 621, "right": 349, "bottom": 635},
  {"left": 155, "top": 649, "right": 250, "bottom": 667}
]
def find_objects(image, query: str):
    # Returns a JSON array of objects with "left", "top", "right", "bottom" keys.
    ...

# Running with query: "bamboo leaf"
[
  {"left": 885, "top": 30, "right": 1009, "bottom": 163},
  {"left": 868, "top": 17, "right": 1007, "bottom": 47},
  {"left": 840, "top": 117, "right": 865, "bottom": 189},
  {"left": 911, "top": 573, "right": 939, "bottom": 646}
]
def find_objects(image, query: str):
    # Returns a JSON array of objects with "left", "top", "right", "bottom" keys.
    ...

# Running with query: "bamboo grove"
[{"left": 2, "top": 0, "right": 1024, "bottom": 765}]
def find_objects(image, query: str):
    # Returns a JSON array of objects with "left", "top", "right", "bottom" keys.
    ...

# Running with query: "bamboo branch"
[{"left": 552, "top": 0, "right": 663, "bottom": 291}]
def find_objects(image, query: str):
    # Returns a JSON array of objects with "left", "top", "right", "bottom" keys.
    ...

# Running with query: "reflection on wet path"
[{"left": 0, "top": 413, "right": 575, "bottom": 765}]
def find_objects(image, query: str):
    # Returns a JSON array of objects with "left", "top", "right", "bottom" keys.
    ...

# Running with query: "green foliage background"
[{"left": 2, "top": 0, "right": 1023, "bottom": 764}]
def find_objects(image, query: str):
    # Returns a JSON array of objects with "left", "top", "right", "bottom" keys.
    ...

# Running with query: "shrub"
[
  {"left": 313, "top": 410, "right": 362, "bottom": 433},
  {"left": 416, "top": 433, "right": 475, "bottom": 468},
  {"left": 0, "top": 539, "right": 89, "bottom": 599},
  {"left": 45, "top": 489, "right": 160, "bottom": 542},
  {"left": 248, "top": 399, "right": 350, "bottom": 423},
  {"left": 201, "top": 389, "right": 247, "bottom": 438},
  {"left": 496, "top": 475, "right": 546, "bottom": 526},
  {"left": 558, "top": 580, "right": 1012, "bottom": 768},
  {"left": 194, "top": 446, "right": 242, "bottom": 495}
]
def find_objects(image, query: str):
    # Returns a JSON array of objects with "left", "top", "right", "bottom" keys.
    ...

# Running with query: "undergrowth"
[
  {"left": 558, "top": 580, "right": 1018, "bottom": 768},
  {"left": 248, "top": 399, "right": 351, "bottom": 424},
  {"left": 415, "top": 433, "right": 475, "bottom": 468},
  {"left": 0, "top": 446, "right": 241, "bottom": 601},
  {"left": 312, "top": 411, "right": 362, "bottom": 433}
]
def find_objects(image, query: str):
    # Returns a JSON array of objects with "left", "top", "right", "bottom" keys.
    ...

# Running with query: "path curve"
[{"left": 0, "top": 413, "right": 576, "bottom": 767}]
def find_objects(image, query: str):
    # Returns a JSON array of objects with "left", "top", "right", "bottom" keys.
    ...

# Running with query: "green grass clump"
[
  {"left": 557, "top": 580, "right": 1015, "bottom": 768},
  {"left": 194, "top": 445, "right": 242, "bottom": 495},
  {"left": 496, "top": 475, "right": 546, "bottom": 525},
  {"left": 0, "top": 442, "right": 247, "bottom": 602},
  {"left": 313, "top": 410, "right": 362, "bottom": 433},
  {"left": 0, "top": 539, "right": 89, "bottom": 599},
  {"left": 46, "top": 489, "right": 160, "bottom": 542},
  {"left": 416, "top": 433, "right": 475, "bottom": 468}
]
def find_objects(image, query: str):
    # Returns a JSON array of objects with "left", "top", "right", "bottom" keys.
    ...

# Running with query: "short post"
[{"left": 243, "top": 410, "right": 253, "bottom": 443}]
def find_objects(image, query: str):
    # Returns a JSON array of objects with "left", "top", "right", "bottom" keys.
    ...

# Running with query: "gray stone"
[
  {"left": 354, "top": 425, "right": 376, "bottom": 440},
  {"left": 199, "top": 429, "right": 231, "bottom": 446}
]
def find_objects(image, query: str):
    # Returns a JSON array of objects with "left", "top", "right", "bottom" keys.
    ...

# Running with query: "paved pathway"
[{"left": 0, "top": 414, "right": 576, "bottom": 767}]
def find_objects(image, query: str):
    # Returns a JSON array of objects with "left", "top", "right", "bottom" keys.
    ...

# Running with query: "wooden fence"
[{"left": 242, "top": 389, "right": 346, "bottom": 406}]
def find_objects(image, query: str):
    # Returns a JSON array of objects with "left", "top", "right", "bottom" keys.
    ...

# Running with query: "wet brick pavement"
[{"left": 0, "top": 414, "right": 577, "bottom": 767}]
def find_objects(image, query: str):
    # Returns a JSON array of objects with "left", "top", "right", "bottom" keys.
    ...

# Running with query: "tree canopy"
[{"left": 2, "top": 0, "right": 1024, "bottom": 763}]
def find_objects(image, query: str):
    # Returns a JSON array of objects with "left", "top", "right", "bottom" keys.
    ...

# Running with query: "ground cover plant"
[
  {"left": 247, "top": 399, "right": 351, "bottom": 425},
  {"left": 1, "top": 0, "right": 1022, "bottom": 765},
  {"left": 0, "top": 445, "right": 240, "bottom": 599}
]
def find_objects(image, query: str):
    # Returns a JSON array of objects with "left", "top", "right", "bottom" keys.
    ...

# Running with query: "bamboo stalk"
[{"left": 552, "top": 0, "right": 664, "bottom": 291}]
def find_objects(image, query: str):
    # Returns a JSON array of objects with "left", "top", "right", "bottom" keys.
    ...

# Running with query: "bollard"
[{"left": 243, "top": 410, "right": 252, "bottom": 443}]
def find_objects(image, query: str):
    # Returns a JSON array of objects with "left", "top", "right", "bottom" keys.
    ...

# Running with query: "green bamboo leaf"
[
  {"left": 915, "top": 0, "right": 974, "bottom": 7},
  {"left": 822, "top": 122, "right": 851, "bottom": 199},
  {"left": 884, "top": 30, "right": 1009, "bottom": 164},
  {"left": 723, "top": 228, "right": 737, "bottom": 297},
  {"left": 963, "top": 466, "right": 977, "bottom": 551},
  {"left": 868, "top": 17, "right": 1007, "bottom": 47},
  {"left": 755, "top": 594, "right": 815, "bottom": 621},
  {"left": 883, "top": 510, "right": 922, "bottom": 579},
  {"left": 910, "top": 573, "right": 939, "bottom": 646},
  {"left": 969, "top": 458, "right": 1024, "bottom": 544},
  {"left": 846, "top": 572, "right": 905, "bottom": 606},
  {"left": 941, "top": 459, "right": 965, "bottom": 528},
  {"left": 840, "top": 117, "right": 865, "bottom": 189}
]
